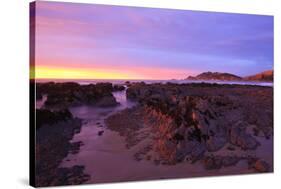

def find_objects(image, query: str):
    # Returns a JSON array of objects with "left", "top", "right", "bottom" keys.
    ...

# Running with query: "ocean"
[{"left": 35, "top": 78, "right": 273, "bottom": 87}]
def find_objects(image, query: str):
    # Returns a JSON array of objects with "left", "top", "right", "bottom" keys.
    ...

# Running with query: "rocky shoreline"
[
  {"left": 106, "top": 82, "right": 273, "bottom": 173},
  {"left": 35, "top": 82, "right": 127, "bottom": 186},
  {"left": 36, "top": 82, "right": 124, "bottom": 109},
  {"left": 35, "top": 81, "right": 273, "bottom": 186},
  {"left": 35, "top": 109, "right": 90, "bottom": 187}
]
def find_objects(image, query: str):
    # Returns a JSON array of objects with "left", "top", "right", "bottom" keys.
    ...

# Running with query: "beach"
[{"left": 35, "top": 81, "right": 273, "bottom": 186}]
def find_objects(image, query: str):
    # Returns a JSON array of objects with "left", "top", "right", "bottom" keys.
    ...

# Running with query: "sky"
[{"left": 31, "top": 1, "right": 273, "bottom": 80}]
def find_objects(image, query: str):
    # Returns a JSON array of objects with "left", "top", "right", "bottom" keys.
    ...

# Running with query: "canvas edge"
[{"left": 29, "top": 1, "right": 36, "bottom": 187}]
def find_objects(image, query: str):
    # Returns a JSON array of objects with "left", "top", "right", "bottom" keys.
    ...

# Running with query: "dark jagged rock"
[
  {"left": 253, "top": 159, "right": 270, "bottom": 172},
  {"left": 95, "top": 95, "right": 119, "bottom": 107},
  {"left": 95, "top": 82, "right": 113, "bottom": 92},
  {"left": 120, "top": 82, "right": 273, "bottom": 166},
  {"left": 204, "top": 156, "right": 223, "bottom": 170},
  {"left": 36, "top": 92, "right": 43, "bottom": 100},
  {"left": 36, "top": 82, "right": 119, "bottom": 108},
  {"left": 222, "top": 156, "right": 240, "bottom": 167},
  {"left": 113, "top": 84, "right": 125, "bottom": 91},
  {"left": 229, "top": 122, "right": 259, "bottom": 150},
  {"left": 35, "top": 109, "right": 89, "bottom": 186},
  {"left": 36, "top": 109, "right": 73, "bottom": 129},
  {"left": 98, "top": 130, "right": 104, "bottom": 136},
  {"left": 204, "top": 155, "right": 241, "bottom": 170}
]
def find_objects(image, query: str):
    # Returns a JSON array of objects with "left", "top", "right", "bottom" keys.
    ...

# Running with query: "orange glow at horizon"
[
  {"left": 32, "top": 66, "right": 137, "bottom": 80},
  {"left": 31, "top": 65, "right": 194, "bottom": 80}
]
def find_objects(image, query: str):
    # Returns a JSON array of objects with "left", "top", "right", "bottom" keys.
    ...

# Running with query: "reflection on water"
[
  {"left": 69, "top": 89, "right": 136, "bottom": 120},
  {"left": 59, "top": 88, "right": 148, "bottom": 183},
  {"left": 112, "top": 87, "right": 136, "bottom": 110}
]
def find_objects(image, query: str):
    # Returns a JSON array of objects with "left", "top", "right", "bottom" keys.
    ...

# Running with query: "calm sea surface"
[{"left": 36, "top": 79, "right": 273, "bottom": 87}]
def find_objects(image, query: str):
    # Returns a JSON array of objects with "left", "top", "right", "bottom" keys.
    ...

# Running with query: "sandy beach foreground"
[{"left": 35, "top": 82, "right": 273, "bottom": 186}]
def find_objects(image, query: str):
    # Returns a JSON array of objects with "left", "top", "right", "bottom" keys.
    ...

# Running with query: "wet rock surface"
[
  {"left": 35, "top": 109, "right": 90, "bottom": 187},
  {"left": 36, "top": 82, "right": 119, "bottom": 109},
  {"left": 106, "top": 107, "right": 149, "bottom": 149},
  {"left": 253, "top": 159, "right": 270, "bottom": 172},
  {"left": 36, "top": 109, "right": 73, "bottom": 129},
  {"left": 35, "top": 81, "right": 273, "bottom": 186},
  {"left": 107, "top": 82, "right": 273, "bottom": 172},
  {"left": 204, "top": 155, "right": 241, "bottom": 170},
  {"left": 113, "top": 84, "right": 126, "bottom": 91}
]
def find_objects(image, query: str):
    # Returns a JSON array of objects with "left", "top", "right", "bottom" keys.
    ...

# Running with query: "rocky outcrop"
[
  {"left": 113, "top": 84, "right": 125, "bottom": 91},
  {"left": 36, "top": 109, "right": 73, "bottom": 129},
  {"left": 141, "top": 96, "right": 229, "bottom": 164},
  {"left": 124, "top": 83, "right": 273, "bottom": 170},
  {"left": 253, "top": 159, "right": 270, "bottom": 172},
  {"left": 204, "top": 155, "right": 241, "bottom": 170},
  {"left": 186, "top": 70, "right": 273, "bottom": 82},
  {"left": 35, "top": 109, "right": 90, "bottom": 186},
  {"left": 95, "top": 95, "right": 120, "bottom": 107},
  {"left": 36, "top": 82, "right": 119, "bottom": 109},
  {"left": 186, "top": 72, "right": 242, "bottom": 81},
  {"left": 244, "top": 70, "right": 273, "bottom": 82},
  {"left": 228, "top": 122, "right": 259, "bottom": 150}
]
